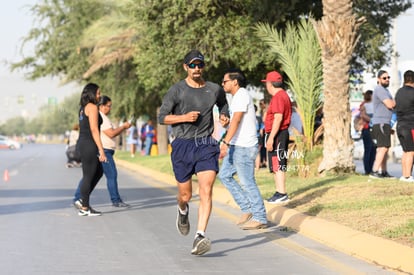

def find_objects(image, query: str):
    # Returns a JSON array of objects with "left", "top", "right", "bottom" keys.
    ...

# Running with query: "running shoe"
[
  {"left": 112, "top": 201, "right": 130, "bottom": 207},
  {"left": 176, "top": 203, "right": 190, "bottom": 236},
  {"left": 78, "top": 208, "right": 102, "bottom": 216},
  {"left": 191, "top": 234, "right": 211, "bottom": 255},
  {"left": 267, "top": 192, "right": 289, "bottom": 204},
  {"left": 399, "top": 176, "right": 414, "bottom": 183},
  {"left": 73, "top": 199, "right": 82, "bottom": 210}
]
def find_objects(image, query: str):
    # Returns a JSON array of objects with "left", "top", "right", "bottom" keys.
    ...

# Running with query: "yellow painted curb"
[{"left": 117, "top": 159, "right": 414, "bottom": 273}]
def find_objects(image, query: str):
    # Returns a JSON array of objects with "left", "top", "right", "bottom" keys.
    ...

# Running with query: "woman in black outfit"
[{"left": 76, "top": 83, "right": 107, "bottom": 216}]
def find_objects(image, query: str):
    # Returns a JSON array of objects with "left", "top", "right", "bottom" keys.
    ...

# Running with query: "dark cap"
[
  {"left": 184, "top": 50, "right": 204, "bottom": 64},
  {"left": 261, "top": 71, "right": 283, "bottom": 82}
]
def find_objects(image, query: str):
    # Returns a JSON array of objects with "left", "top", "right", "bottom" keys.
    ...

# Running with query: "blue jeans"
[
  {"left": 362, "top": 128, "right": 376, "bottom": 174},
  {"left": 144, "top": 136, "right": 153, "bottom": 155},
  {"left": 74, "top": 149, "right": 122, "bottom": 203},
  {"left": 218, "top": 145, "right": 267, "bottom": 224}
]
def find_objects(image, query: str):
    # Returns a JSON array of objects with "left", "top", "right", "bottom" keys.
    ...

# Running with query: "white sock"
[
  {"left": 196, "top": 230, "right": 205, "bottom": 237},
  {"left": 178, "top": 205, "right": 187, "bottom": 215}
]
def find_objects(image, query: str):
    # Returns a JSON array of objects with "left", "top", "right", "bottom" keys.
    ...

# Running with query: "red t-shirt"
[{"left": 265, "top": 89, "right": 292, "bottom": 133}]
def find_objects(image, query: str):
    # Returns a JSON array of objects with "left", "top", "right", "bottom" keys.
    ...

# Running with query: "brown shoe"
[
  {"left": 236, "top": 213, "right": 252, "bottom": 225},
  {"left": 239, "top": 220, "right": 267, "bottom": 230}
]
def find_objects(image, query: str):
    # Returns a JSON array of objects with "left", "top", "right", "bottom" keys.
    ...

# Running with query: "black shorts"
[
  {"left": 170, "top": 137, "right": 220, "bottom": 183},
  {"left": 397, "top": 123, "right": 414, "bottom": 152},
  {"left": 266, "top": 129, "right": 289, "bottom": 172},
  {"left": 370, "top": 124, "right": 391, "bottom": 148}
]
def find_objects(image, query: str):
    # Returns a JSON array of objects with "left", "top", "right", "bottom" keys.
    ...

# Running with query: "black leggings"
[{"left": 77, "top": 140, "right": 103, "bottom": 208}]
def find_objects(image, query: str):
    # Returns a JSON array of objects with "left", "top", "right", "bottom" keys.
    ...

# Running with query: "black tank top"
[{"left": 78, "top": 105, "right": 103, "bottom": 143}]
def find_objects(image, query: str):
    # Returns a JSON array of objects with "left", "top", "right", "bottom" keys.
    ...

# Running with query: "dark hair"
[
  {"left": 224, "top": 68, "right": 247, "bottom": 87},
  {"left": 403, "top": 70, "right": 414, "bottom": 84},
  {"left": 377, "top": 70, "right": 387, "bottom": 78},
  {"left": 80, "top": 83, "right": 100, "bottom": 107},
  {"left": 99, "top": 95, "right": 111, "bottom": 106},
  {"left": 363, "top": 90, "right": 373, "bottom": 101}
]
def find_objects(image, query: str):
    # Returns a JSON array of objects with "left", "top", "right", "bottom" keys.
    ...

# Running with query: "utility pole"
[{"left": 390, "top": 18, "right": 400, "bottom": 97}]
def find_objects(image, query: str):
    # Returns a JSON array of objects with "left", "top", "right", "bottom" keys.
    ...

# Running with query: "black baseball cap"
[{"left": 184, "top": 50, "right": 204, "bottom": 64}]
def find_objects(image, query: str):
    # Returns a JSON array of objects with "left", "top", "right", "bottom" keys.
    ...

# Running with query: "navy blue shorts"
[{"left": 170, "top": 137, "right": 220, "bottom": 183}]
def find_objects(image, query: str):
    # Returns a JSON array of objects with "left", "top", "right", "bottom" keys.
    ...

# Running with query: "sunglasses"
[
  {"left": 187, "top": 62, "right": 205, "bottom": 69},
  {"left": 381, "top": 76, "right": 390, "bottom": 80}
]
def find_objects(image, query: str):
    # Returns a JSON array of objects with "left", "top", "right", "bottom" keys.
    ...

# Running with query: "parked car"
[{"left": 0, "top": 135, "right": 22, "bottom": 150}]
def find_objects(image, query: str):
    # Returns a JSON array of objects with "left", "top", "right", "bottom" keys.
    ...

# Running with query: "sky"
[
  {"left": 0, "top": 1, "right": 414, "bottom": 123},
  {"left": 0, "top": 0, "right": 79, "bottom": 124}
]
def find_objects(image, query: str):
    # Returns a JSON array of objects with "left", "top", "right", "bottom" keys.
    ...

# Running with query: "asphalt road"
[{"left": 0, "top": 144, "right": 393, "bottom": 274}]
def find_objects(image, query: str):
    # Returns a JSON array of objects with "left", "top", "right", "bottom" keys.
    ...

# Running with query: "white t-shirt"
[
  {"left": 100, "top": 111, "right": 116, "bottom": 150},
  {"left": 229, "top": 87, "right": 258, "bottom": 147}
]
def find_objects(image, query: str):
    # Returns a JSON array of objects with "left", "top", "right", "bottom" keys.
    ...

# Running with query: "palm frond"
[{"left": 255, "top": 18, "right": 323, "bottom": 149}]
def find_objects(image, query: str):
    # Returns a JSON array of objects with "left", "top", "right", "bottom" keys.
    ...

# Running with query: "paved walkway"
[{"left": 117, "top": 159, "right": 414, "bottom": 274}]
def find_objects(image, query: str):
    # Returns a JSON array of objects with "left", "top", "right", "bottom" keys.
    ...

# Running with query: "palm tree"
[
  {"left": 255, "top": 19, "right": 323, "bottom": 150},
  {"left": 79, "top": 0, "right": 137, "bottom": 79},
  {"left": 312, "top": 0, "right": 365, "bottom": 173}
]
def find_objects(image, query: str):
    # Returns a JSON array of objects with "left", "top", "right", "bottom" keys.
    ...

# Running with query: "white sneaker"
[{"left": 399, "top": 176, "right": 414, "bottom": 182}]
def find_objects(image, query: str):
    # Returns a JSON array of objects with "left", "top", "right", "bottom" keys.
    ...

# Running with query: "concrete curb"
[{"left": 117, "top": 159, "right": 414, "bottom": 273}]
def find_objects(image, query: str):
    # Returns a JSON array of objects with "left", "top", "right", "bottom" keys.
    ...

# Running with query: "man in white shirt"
[{"left": 218, "top": 68, "right": 267, "bottom": 230}]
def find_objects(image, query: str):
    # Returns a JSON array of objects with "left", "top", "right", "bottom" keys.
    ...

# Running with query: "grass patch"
[
  {"left": 383, "top": 220, "right": 414, "bottom": 242},
  {"left": 115, "top": 151, "right": 414, "bottom": 247},
  {"left": 116, "top": 151, "right": 173, "bottom": 175}
]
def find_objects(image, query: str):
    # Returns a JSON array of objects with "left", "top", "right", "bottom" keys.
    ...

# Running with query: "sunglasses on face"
[
  {"left": 381, "top": 76, "right": 390, "bottom": 80},
  {"left": 187, "top": 62, "right": 205, "bottom": 69}
]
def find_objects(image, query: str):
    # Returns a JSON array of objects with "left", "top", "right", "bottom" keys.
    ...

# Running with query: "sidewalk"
[{"left": 117, "top": 159, "right": 414, "bottom": 274}]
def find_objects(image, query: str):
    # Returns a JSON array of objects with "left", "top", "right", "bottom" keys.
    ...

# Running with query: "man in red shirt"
[{"left": 262, "top": 71, "right": 292, "bottom": 203}]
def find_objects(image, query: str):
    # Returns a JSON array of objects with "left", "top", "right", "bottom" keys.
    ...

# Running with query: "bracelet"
[{"left": 222, "top": 140, "right": 229, "bottom": 146}]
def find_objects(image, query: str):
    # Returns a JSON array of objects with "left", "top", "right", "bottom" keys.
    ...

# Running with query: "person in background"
[
  {"left": 359, "top": 90, "right": 376, "bottom": 175},
  {"left": 254, "top": 104, "right": 264, "bottom": 170},
  {"left": 75, "top": 83, "right": 107, "bottom": 216},
  {"left": 140, "top": 121, "right": 147, "bottom": 152},
  {"left": 288, "top": 101, "right": 303, "bottom": 137},
  {"left": 73, "top": 96, "right": 132, "bottom": 207},
  {"left": 369, "top": 70, "right": 396, "bottom": 179},
  {"left": 158, "top": 49, "right": 228, "bottom": 256},
  {"left": 259, "top": 99, "right": 268, "bottom": 168},
  {"left": 144, "top": 119, "right": 156, "bottom": 156},
  {"left": 395, "top": 70, "right": 414, "bottom": 182},
  {"left": 126, "top": 123, "right": 138, "bottom": 157},
  {"left": 262, "top": 71, "right": 292, "bottom": 204},
  {"left": 65, "top": 124, "right": 81, "bottom": 168},
  {"left": 218, "top": 68, "right": 267, "bottom": 230}
]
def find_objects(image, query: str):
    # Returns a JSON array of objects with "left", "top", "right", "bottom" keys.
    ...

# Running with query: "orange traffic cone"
[{"left": 3, "top": 169, "right": 9, "bottom": 182}]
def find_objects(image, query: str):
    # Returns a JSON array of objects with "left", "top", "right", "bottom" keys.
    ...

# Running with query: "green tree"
[
  {"left": 0, "top": 117, "right": 26, "bottom": 136},
  {"left": 10, "top": 0, "right": 411, "bottom": 160},
  {"left": 12, "top": 0, "right": 107, "bottom": 81}
]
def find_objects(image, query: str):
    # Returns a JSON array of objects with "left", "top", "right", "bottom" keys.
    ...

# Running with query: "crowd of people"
[
  {"left": 68, "top": 50, "right": 413, "bottom": 257},
  {"left": 357, "top": 69, "right": 414, "bottom": 182}
]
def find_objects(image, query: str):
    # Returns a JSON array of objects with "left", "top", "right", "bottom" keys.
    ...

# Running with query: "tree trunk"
[
  {"left": 313, "top": 0, "right": 365, "bottom": 173},
  {"left": 156, "top": 107, "right": 169, "bottom": 155}
]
